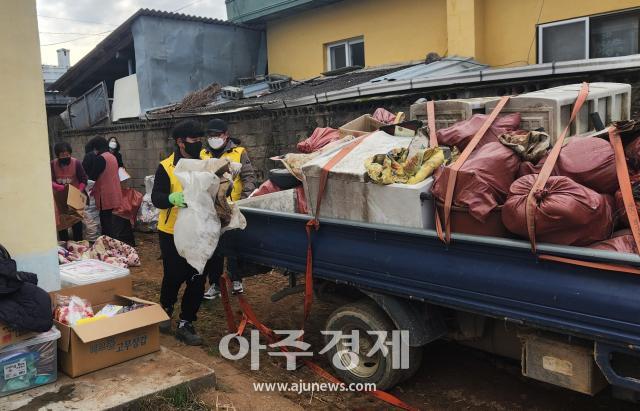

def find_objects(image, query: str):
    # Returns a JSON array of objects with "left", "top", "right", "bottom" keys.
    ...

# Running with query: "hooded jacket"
[{"left": 0, "top": 245, "right": 53, "bottom": 332}]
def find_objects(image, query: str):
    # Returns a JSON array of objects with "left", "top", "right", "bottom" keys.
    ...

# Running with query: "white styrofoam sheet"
[{"left": 112, "top": 74, "right": 141, "bottom": 122}]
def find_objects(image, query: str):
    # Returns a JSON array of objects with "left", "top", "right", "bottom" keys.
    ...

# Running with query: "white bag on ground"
[
  {"left": 173, "top": 159, "right": 222, "bottom": 274},
  {"left": 83, "top": 180, "right": 101, "bottom": 242}
]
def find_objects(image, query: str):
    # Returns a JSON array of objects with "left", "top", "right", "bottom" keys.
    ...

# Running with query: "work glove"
[{"left": 168, "top": 192, "right": 186, "bottom": 208}]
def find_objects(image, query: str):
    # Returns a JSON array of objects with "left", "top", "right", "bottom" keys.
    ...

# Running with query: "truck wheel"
[{"left": 324, "top": 299, "right": 419, "bottom": 390}]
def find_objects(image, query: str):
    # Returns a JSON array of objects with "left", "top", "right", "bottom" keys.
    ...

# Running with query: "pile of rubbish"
[{"left": 245, "top": 82, "right": 639, "bottom": 255}]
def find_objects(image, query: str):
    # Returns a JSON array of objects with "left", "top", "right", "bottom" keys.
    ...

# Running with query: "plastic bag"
[
  {"left": 54, "top": 295, "right": 94, "bottom": 325},
  {"left": 137, "top": 175, "right": 159, "bottom": 232},
  {"left": 173, "top": 158, "right": 223, "bottom": 274},
  {"left": 83, "top": 180, "right": 101, "bottom": 241}
]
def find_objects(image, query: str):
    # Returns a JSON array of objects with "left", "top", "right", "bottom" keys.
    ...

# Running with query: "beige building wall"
[{"left": 0, "top": 0, "right": 60, "bottom": 291}]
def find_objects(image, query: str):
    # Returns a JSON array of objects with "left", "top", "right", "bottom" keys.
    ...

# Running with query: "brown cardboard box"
[
  {"left": 338, "top": 114, "right": 386, "bottom": 138},
  {"left": 0, "top": 322, "right": 36, "bottom": 349},
  {"left": 52, "top": 277, "right": 169, "bottom": 377},
  {"left": 54, "top": 184, "right": 87, "bottom": 231}
]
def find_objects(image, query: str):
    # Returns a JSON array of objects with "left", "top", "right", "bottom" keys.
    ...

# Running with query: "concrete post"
[{"left": 0, "top": 0, "right": 61, "bottom": 291}]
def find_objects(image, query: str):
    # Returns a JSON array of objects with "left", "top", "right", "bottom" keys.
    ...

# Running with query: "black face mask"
[
  {"left": 183, "top": 141, "right": 202, "bottom": 159},
  {"left": 58, "top": 157, "right": 71, "bottom": 166}
]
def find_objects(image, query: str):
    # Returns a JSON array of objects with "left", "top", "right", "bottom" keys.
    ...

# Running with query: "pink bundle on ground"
[
  {"left": 518, "top": 137, "right": 618, "bottom": 193},
  {"left": 436, "top": 113, "right": 521, "bottom": 151},
  {"left": 431, "top": 141, "right": 520, "bottom": 222},
  {"left": 296, "top": 128, "right": 341, "bottom": 153},
  {"left": 502, "top": 175, "right": 614, "bottom": 246},
  {"left": 58, "top": 236, "right": 140, "bottom": 268}
]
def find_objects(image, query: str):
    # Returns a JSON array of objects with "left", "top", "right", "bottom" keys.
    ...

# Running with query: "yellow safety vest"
[
  {"left": 157, "top": 152, "right": 208, "bottom": 235},
  {"left": 200, "top": 147, "right": 245, "bottom": 202}
]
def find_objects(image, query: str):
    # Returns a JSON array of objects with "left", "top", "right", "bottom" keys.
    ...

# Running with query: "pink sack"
[
  {"left": 437, "top": 113, "right": 521, "bottom": 151},
  {"left": 518, "top": 137, "right": 618, "bottom": 193},
  {"left": 431, "top": 142, "right": 520, "bottom": 222},
  {"left": 588, "top": 230, "right": 637, "bottom": 254},
  {"left": 502, "top": 175, "right": 614, "bottom": 246},
  {"left": 253, "top": 180, "right": 282, "bottom": 197},
  {"left": 297, "top": 128, "right": 341, "bottom": 153},
  {"left": 372, "top": 108, "right": 397, "bottom": 125}
]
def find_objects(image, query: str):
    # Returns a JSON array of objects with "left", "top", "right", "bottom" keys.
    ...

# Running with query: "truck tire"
[{"left": 324, "top": 299, "right": 420, "bottom": 390}]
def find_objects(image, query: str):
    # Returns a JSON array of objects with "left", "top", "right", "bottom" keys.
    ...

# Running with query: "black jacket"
[{"left": 0, "top": 246, "right": 53, "bottom": 332}]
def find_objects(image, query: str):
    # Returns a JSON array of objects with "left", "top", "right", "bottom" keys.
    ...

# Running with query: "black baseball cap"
[{"left": 206, "top": 118, "right": 228, "bottom": 134}]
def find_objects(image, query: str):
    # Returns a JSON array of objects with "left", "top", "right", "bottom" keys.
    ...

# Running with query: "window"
[
  {"left": 538, "top": 9, "right": 640, "bottom": 63},
  {"left": 326, "top": 37, "right": 365, "bottom": 71}
]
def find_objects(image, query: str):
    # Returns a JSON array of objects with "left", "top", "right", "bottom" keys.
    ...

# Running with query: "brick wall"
[{"left": 57, "top": 70, "right": 640, "bottom": 193}]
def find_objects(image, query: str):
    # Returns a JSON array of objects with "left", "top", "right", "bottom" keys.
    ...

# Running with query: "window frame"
[
  {"left": 326, "top": 37, "right": 365, "bottom": 71},
  {"left": 538, "top": 16, "right": 589, "bottom": 63}
]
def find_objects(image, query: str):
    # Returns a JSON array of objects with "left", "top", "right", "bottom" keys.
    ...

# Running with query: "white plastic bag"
[
  {"left": 137, "top": 175, "right": 159, "bottom": 232},
  {"left": 173, "top": 159, "right": 222, "bottom": 274},
  {"left": 83, "top": 180, "right": 101, "bottom": 241}
]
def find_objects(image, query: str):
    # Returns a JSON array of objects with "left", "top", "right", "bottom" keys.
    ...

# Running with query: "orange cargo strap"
[
  {"left": 435, "top": 96, "right": 510, "bottom": 244},
  {"left": 219, "top": 131, "right": 419, "bottom": 411},
  {"left": 426, "top": 100, "right": 438, "bottom": 148},
  {"left": 220, "top": 277, "right": 419, "bottom": 410},
  {"left": 525, "top": 82, "right": 590, "bottom": 253},
  {"left": 536, "top": 125, "right": 640, "bottom": 275}
]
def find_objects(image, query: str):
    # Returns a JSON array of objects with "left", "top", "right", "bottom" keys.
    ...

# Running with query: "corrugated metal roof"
[{"left": 364, "top": 56, "right": 487, "bottom": 84}]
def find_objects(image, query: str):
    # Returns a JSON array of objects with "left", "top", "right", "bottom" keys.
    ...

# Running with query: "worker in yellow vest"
[
  {"left": 202, "top": 118, "right": 256, "bottom": 299},
  {"left": 151, "top": 120, "right": 213, "bottom": 346}
]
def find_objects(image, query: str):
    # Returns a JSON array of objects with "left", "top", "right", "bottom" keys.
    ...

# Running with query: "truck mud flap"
[{"left": 595, "top": 341, "right": 640, "bottom": 392}]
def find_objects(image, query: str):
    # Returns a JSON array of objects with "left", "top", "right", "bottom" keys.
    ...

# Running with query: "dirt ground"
[{"left": 131, "top": 233, "right": 637, "bottom": 410}]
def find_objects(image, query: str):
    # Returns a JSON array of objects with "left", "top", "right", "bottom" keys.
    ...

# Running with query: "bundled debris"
[
  {"left": 152, "top": 83, "right": 221, "bottom": 114},
  {"left": 365, "top": 147, "right": 445, "bottom": 185}
]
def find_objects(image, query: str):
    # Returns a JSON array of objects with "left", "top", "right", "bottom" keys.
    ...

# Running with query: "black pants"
[
  {"left": 58, "top": 221, "right": 83, "bottom": 242},
  {"left": 111, "top": 215, "right": 136, "bottom": 247},
  {"left": 206, "top": 253, "right": 240, "bottom": 288},
  {"left": 99, "top": 209, "right": 114, "bottom": 238},
  {"left": 159, "top": 231, "right": 207, "bottom": 322}
]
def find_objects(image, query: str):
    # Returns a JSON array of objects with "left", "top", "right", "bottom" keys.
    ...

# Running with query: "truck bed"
[{"left": 220, "top": 207, "right": 640, "bottom": 349}]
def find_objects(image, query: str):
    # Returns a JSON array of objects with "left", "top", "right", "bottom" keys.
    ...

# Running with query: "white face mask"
[
  {"left": 109, "top": 141, "right": 117, "bottom": 150},
  {"left": 208, "top": 137, "right": 226, "bottom": 150}
]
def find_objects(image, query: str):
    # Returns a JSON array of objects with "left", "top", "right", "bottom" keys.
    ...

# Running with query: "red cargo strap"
[
  {"left": 525, "top": 82, "right": 590, "bottom": 253},
  {"left": 435, "top": 96, "right": 510, "bottom": 244},
  {"left": 535, "top": 125, "right": 640, "bottom": 275},
  {"left": 304, "top": 134, "right": 373, "bottom": 328},
  {"left": 538, "top": 254, "right": 640, "bottom": 275},
  {"left": 219, "top": 272, "right": 419, "bottom": 411},
  {"left": 426, "top": 100, "right": 438, "bottom": 148}
]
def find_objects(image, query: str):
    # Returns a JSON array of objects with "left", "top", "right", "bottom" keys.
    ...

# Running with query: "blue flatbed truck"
[{"left": 220, "top": 206, "right": 640, "bottom": 401}]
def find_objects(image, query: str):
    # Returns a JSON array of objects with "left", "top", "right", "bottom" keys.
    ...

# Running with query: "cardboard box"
[
  {"left": 52, "top": 277, "right": 169, "bottom": 377},
  {"left": 54, "top": 184, "right": 87, "bottom": 231},
  {"left": 0, "top": 322, "right": 36, "bottom": 349},
  {"left": 338, "top": 114, "right": 386, "bottom": 138}
]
